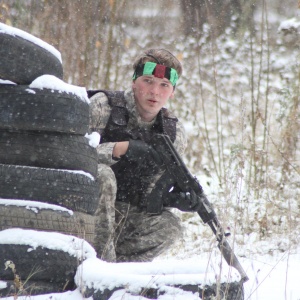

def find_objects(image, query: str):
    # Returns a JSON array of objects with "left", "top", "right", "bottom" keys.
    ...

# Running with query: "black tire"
[
  {"left": 0, "top": 244, "right": 77, "bottom": 285},
  {"left": 0, "top": 164, "right": 100, "bottom": 215},
  {"left": 0, "top": 131, "right": 98, "bottom": 177},
  {"left": 0, "top": 280, "right": 74, "bottom": 299},
  {"left": 0, "top": 85, "right": 89, "bottom": 135},
  {"left": 0, "top": 279, "right": 72, "bottom": 297},
  {"left": 0, "top": 202, "right": 95, "bottom": 245},
  {"left": 84, "top": 287, "right": 121, "bottom": 300},
  {"left": 199, "top": 281, "right": 244, "bottom": 300},
  {"left": 0, "top": 31, "right": 63, "bottom": 84},
  {"left": 82, "top": 282, "right": 244, "bottom": 300}
]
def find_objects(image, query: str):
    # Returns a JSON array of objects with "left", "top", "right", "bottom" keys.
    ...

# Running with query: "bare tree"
[
  {"left": 1, "top": 0, "right": 131, "bottom": 88},
  {"left": 179, "top": 0, "right": 256, "bottom": 37}
]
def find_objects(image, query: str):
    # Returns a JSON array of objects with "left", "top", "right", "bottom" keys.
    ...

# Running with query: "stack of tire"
[{"left": 0, "top": 23, "right": 99, "bottom": 296}]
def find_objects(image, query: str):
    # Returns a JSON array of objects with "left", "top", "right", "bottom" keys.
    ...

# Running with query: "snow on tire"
[
  {"left": 0, "top": 85, "right": 89, "bottom": 135},
  {"left": 76, "top": 259, "right": 245, "bottom": 300},
  {"left": 0, "top": 228, "right": 96, "bottom": 294},
  {"left": 0, "top": 131, "right": 98, "bottom": 177},
  {"left": 0, "top": 200, "right": 95, "bottom": 245},
  {"left": 0, "top": 244, "right": 77, "bottom": 287},
  {"left": 0, "top": 27, "right": 63, "bottom": 84},
  {"left": 0, "top": 164, "right": 100, "bottom": 215}
]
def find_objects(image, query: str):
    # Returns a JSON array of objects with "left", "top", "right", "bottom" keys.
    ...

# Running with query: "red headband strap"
[{"left": 153, "top": 64, "right": 166, "bottom": 79}]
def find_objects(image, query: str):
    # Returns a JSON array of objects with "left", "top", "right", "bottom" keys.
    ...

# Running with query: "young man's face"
[{"left": 132, "top": 75, "right": 174, "bottom": 122}]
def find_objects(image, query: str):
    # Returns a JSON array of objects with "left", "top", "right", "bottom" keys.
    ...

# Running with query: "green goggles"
[{"left": 132, "top": 62, "right": 179, "bottom": 86}]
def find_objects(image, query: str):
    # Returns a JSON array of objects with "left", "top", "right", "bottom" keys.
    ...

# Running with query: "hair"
[{"left": 132, "top": 48, "right": 183, "bottom": 78}]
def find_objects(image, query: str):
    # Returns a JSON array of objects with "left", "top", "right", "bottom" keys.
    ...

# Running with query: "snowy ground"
[
  {"left": 243, "top": 251, "right": 300, "bottom": 300},
  {"left": 0, "top": 219, "right": 299, "bottom": 300},
  {"left": 1, "top": 247, "right": 299, "bottom": 300}
]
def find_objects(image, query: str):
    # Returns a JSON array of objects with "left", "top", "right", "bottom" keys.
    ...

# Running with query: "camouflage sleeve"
[
  {"left": 173, "top": 120, "right": 187, "bottom": 157},
  {"left": 89, "top": 92, "right": 111, "bottom": 133},
  {"left": 89, "top": 92, "right": 117, "bottom": 166},
  {"left": 96, "top": 142, "right": 117, "bottom": 166}
]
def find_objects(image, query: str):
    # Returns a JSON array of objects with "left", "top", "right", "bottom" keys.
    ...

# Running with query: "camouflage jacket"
[{"left": 89, "top": 88, "right": 187, "bottom": 165}]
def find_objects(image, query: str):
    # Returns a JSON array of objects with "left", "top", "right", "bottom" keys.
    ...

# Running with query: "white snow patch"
[
  {"left": 29, "top": 75, "right": 90, "bottom": 103},
  {"left": 70, "top": 169, "right": 95, "bottom": 180},
  {"left": 0, "top": 228, "right": 96, "bottom": 260},
  {"left": 278, "top": 18, "right": 300, "bottom": 32},
  {"left": 0, "top": 199, "right": 73, "bottom": 215},
  {"left": 0, "top": 79, "right": 16, "bottom": 85},
  {"left": 0, "top": 281, "right": 7, "bottom": 290},
  {"left": 25, "top": 88, "right": 36, "bottom": 94},
  {"left": 85, "top": 132, "right": 100, "bottom": 148},
  {"left": 0, "top": 22, "right": 62, "bottom": 63}
]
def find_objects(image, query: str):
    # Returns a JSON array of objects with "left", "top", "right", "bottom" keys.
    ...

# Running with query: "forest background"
[{"left": 0, "top": 0, "right": 300, "bottom": 287}]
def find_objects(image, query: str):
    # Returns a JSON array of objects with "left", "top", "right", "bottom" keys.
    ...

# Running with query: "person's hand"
[
  {"left": 124, "top": 139, "right": 163, "bottom": 166},
  {"left": 164, "top": 189, "right": 201, "bottom": 212},
  {"left": 113, "top": 141, "right": 129, "bottom": 159}
]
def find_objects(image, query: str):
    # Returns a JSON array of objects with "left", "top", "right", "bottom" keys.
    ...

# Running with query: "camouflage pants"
[{"left": 94, "top": 164, "right": 183, "bottom": 262}]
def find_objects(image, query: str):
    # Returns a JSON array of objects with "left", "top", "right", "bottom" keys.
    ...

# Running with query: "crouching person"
[{"left": 89, "top": 49, "right": 198, "bottom": 262}]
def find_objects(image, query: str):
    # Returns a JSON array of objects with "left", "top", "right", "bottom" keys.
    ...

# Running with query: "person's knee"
[
  {"left": 97, "top": 164, "right": 117, "bottom": 194},
  {"left": 162, "top": 210, "right": 183, "bottom": 239}
]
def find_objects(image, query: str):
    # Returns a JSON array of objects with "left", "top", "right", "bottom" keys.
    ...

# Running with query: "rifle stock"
[{"left": 151, "top": 134, "right": 249, "bottom": 283}]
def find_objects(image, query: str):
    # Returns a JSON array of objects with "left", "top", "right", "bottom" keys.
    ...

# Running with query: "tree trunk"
[{"left": 180, "top": 0, "right": 255, "bottom": 37}]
